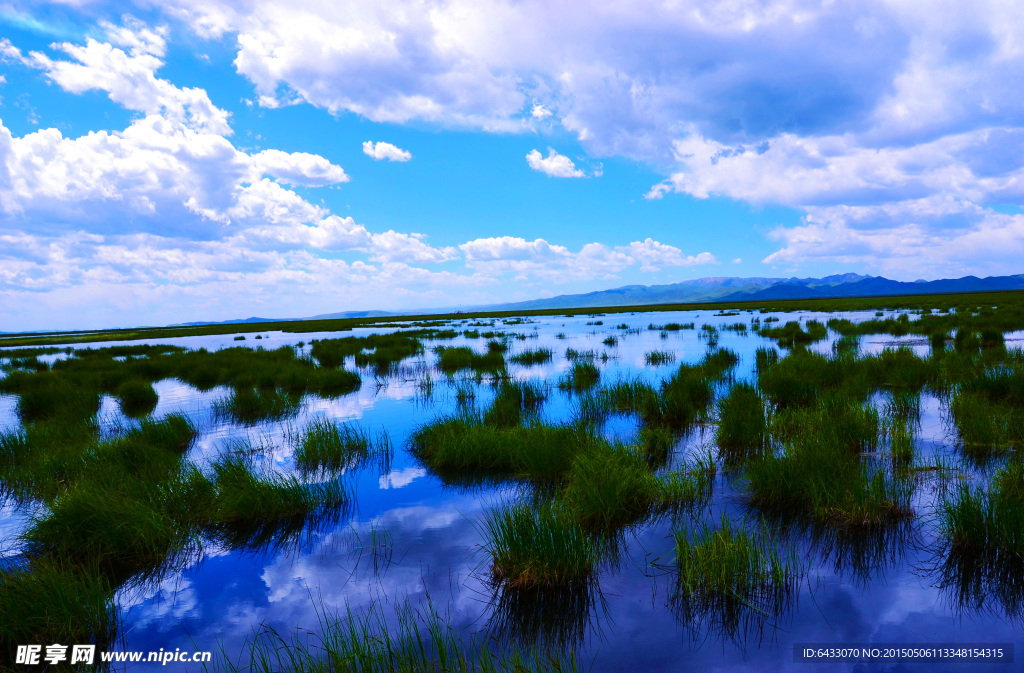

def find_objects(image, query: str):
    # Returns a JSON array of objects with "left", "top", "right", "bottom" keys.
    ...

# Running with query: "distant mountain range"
[
  {"left": 179, "top": 309, "right": 394, "bottom": 326},
  {"left": 480, "top": 273, "right": 1024, "bottom": 311},
  {"left": 181, "top": 273, "right": 1024, "bottom": 326}
]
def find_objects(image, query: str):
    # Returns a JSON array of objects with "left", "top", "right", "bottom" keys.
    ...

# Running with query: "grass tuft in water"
[
  {"left": 296, "top": 418, "right": 392, "bottom": 474},
  {"left": 208, "top": 599, "right": 580, "bottom": 673},
  {"left": 215, "top": 387, "right": 303, "bottom": 425},
  {"left": 483, "top": 381, "right": 548, "bottom": 428},
  {"left": 645, "top": 350, "right": 676, "bottom": 366},
  {"left": 559, "top": 445, "right": 711, "bottom": 531},
  {"left": 436, "top": 346, "right": 506, "bottom": 375},
  {"left": 410, "top": 416, "right": 602, "bottom": 484},
  {"left": 114, "top": 378, "right": 159, "bottom": 417},
  {"left": 509, "top": 348, "right": 553, "bottom": 366},
  {"left": 558, "top": 362, "right": 600, "bottom": 391},
  {"left": 207, "top": 455, "right": 351, "bottom": 551},
  {"left": 715, "top": 382, "right": 768, "bottom": 458},
  {"left": 674, "top": 515, "right": 800, "bottom": 606},
  {"left": 484, "top": 502, "right": 598, "bottom": 589},
  {"left": 0, "top": 561, "right": 116, "bottom": 656},
  {"left": 942, "top": 460, "right": 1024, "bottom": 562}
]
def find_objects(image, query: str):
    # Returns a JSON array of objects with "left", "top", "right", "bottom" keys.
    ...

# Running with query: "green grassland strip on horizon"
[{"left": 4, "top": 289, "right": 1024, "bottom": 348}]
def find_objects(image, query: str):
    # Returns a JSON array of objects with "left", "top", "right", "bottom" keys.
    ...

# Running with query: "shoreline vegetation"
[
  {"left": 4, "top": 288, "right": 1024, "bottom": 348},
  {"left": 2, "top": 290, "right": 1024, "bottom": 668}
]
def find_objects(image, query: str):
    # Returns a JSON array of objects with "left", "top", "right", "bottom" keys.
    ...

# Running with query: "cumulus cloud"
[
  {"left": 526, "top": 148, "right": 586, "bottom": 178},
  {"left": 0, "top": 22, "right": 472, "bottom": 328},
  {"left": 107, "top": 0, "right": 1024, "bottom": 275},
  {"left": 251, "top": 149, "right": 349, "bottom": 186},
  {"left": 530, "top": 104, "right": 552, "bottom": 120},
  {"left": 459, "top": 236, "right": 716, "bottom": 281},
  {"left": 624, "top": 238, "right": 717, "bottom": 272},
  {"left": 4, "top": 24, "right": 230, "bottom": 135},
  {"left": 0, "top": 19, "right": 719, "bottom": 330},
  {"left": 762, "top": 198, "right": 1024, "bottom": 279},
  {"left": 362, "top": 140, "right": 412, "bottom": 162}
]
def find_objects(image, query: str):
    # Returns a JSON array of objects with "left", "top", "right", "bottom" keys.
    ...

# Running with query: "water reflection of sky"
[{"left": 3, "top": 307, "right": 1022, "bottom": 671}]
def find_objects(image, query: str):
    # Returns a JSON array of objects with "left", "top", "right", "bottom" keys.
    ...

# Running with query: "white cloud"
[
  {"left": 459, "top": 235, "right": 715, "bottom": 281},
  {"left": 624, "top": 238, "right": 717, "bottom": 272},
  {"left": 8, "top": 24, "right": 230, "bottom": 136},
  {"left": 1, "top": 22, "right": 713, "bottom": 331},
  {"left": 118, "top": 0, "right": 1024, "bottom": 275},
  {"left": 762, "top": 197, "right": 1024, "bottom": 280},
  {"left": 530, "top": 103, "right": 552, "bottom": 120},
  {"left": 251, "top": 149, "right": 349, "bottom": 186},
  {"left": 362, "top": 140, "right": 412, "bottom": 162},
  {"left": 378, "top": 467, "right": 426, "bottom": 489},
  {"left": 526, "top": 148, "right": 586, "bottom": 178},
  {"left": 0, "top": 23, "right": 475, "bottom": 329}
]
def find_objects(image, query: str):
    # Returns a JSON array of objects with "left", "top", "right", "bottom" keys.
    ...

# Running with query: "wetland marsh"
[{"left": 2, "top": 294, "right": 1024, "bottom": 671}]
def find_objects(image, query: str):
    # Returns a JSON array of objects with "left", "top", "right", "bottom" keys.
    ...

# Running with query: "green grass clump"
[
  {"left": 744, "top": 432, "right": 912, "bottom": 528},
  {"left": 699, "top": 348, "right": 740, "bottom": 379},
  {"left": 558, "top": 362, "right": 600, "bottom": 391},
  {"left": 115, "top": 378, "right": 159, "bottom": 417},
  {"left": 558, "top": 447, "right": 659, "bottom": 530},
  {"left": 942, "top": 460, "right": 1024, "bottom": 561},
  {"left": 949, "top": 392, "right": 1015, "bottom": 458},
  {"left": 758, "top": 320, "right": 828, "bottom": 348},
  {"left": 509, "top": 348, "right": 553, "bottom": 366},
  {"left": 674, "top": 515, "right": 799, "bottom": 606},
  {"left": 410, "top": 416, "right": 600, "bottom": 483},
  {"left": 24, "top": 466, "right": 213, "bottom": 579},
  {"left": 715, "top": 382, "right": 768, "bottom": 457},
  {"left": 628, "top": 351, "right": 737, "bottom": 430},
  {"left": 600, "top": 379, "right": 658, "bottom": 417},
  {"left": 564, "top": 348, "right": 596, "bottom": 361},
  {"left": 207, "top": 456, "right": 350, "bottom": 549},
  {"left": 313, "top": 367, "right": 362, "bottom": 397},
  {"left": 758, "top": 349, "right": 867, "bottom": 408},
  {"left": 0, "top": 421, "right": 99, "bottom": 502},
  {"left": 786, "top": 394, "right": 880, "bottom": 453},
  {"left": 883, "top": 389, "right": 921, "bottom": 425},
  {"left": 638, "top": 426, "right": 675, "bottom": 467},
  {"left": 645, "top": 350, "right": 676, "bottom": 366},
  {"left": 938, "top": 459, "right": 1024, "bottom": 616},
  {"left": 296, "top": 418, "right": 391, "bottom": 473},
  {"left": 865, "top": 347, "right": 934, "bottom": 390},
  {"left": 436, "top": 346, "right": 506, "bottom": 374},
  {"left": 484, "top": 502, "right": 598, "bottom": 589},
  {"left": 483, "top": 381, "right": 548, "bottom": 428},
  {"left": 888, "top": 419, "right": 915, "bottom": 469},
  {"left": 0, "top": 562, "right": 116, "bottom": 655},
  {"left": 754, "top": 346, "right": 779, "bottom": 373},
  {"left": 311, "top": 333, "right": 422, "bottom": 372},
  {"left": 215, "top": 387, "right": 303, "bottom": 425},
  {"left": 559, "top": 446, "right": 711, "bottom": 531},
  {"left": 655, "top": 368, "right": 712, "bottom": 428},
  {"left": 6, "top": 375, "right": 101, "bottom": 422},
  {"left": 210, "top": 600, "right": 580, "bottom": 673}
]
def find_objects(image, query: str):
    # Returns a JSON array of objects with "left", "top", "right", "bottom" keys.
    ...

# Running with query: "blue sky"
[{"left": 2, "top": 1, "right": 1024, "bottom": 330}]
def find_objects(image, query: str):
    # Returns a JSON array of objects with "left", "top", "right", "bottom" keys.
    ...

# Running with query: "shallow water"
[{"left": 1, "top": 308, "right": 1021, "bottom": 671}]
